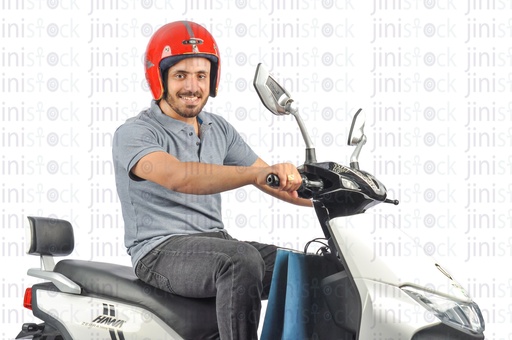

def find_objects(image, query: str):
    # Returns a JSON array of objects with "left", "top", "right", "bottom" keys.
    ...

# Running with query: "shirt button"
[
  {"left": 196, "top": 142, "right": 200, "bottom": 146},
  {"left": 188, "top": 132, "right": 193, "bottom": 136}
]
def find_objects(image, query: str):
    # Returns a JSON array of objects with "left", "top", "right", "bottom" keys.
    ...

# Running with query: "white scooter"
[{"left": 15, "top": 64, "right": 485, "bottom": 340}]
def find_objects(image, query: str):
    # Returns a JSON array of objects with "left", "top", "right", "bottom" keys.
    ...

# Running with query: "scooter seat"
[{"left": 54, "top": 259, "right": 218, "bottom": 340}]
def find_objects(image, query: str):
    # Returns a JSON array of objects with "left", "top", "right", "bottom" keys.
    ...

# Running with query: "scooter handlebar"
[
  {"left": 266, "top": 173, "right": 323, "bottom": 191},
  {"left": 267, "top": 173, "right": 398, "bottom": 205}
]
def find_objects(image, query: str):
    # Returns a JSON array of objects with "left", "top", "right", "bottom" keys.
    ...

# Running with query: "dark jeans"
[{"left": 135, "top": 231, "right": 278, "bottom": 340}]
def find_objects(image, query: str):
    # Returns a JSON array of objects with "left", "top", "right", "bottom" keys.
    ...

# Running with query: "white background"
[{"left": 1, "top": 0, "right": 511, "bottom": 338}]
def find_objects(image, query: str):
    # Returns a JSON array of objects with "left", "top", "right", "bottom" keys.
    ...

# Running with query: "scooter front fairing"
[{"left": 329, "top": 213, "right": 485, "bottom": 338}]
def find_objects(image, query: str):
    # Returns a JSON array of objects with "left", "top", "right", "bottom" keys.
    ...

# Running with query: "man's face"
[{"left": 161, "top": 57, "right": 211, "bottom": 120}]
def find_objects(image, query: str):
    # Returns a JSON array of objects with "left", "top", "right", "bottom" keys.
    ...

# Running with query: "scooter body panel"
[
  {"left": 34, "top": 287, "right": 184, "bottom": 340},
  {"left": 329, "top": 213, "right": 471, "bottom": 302}
]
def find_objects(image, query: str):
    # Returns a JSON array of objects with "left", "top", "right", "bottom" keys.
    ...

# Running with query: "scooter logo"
[{"left": 88, "top": 303, "right": 127, "bottom": 339}]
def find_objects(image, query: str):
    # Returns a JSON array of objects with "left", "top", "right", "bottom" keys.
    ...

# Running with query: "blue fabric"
[{"left": 261, "top": 249, "right": 308, "bottom": 340}]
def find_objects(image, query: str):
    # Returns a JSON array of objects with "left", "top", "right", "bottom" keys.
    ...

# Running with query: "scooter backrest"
[{"left": 26, "top": 216, "right": 74, "bottom": 256}]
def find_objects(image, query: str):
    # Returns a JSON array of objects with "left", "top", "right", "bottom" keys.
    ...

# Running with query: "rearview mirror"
[
  {"left": 253, "top": 63, "right": 293, "bottom": 116},
  {"left": 253, "top": 63, "right": 317, "bottom": 163}
]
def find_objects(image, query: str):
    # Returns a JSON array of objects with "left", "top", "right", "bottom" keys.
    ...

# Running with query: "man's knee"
[
  {"left": 233, "top": 245, "right": 265, "bottom": 299},
  {"left": 233, "top": 243, "right": 265, "bottom": 276}
]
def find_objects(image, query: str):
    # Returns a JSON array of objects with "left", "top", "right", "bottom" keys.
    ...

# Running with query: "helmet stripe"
[
  {"left": 181, "top": 21, "right": 200, "bottom": 53},
  {"left": 181, "top": 21, "right": 195, "bottom": 39}
]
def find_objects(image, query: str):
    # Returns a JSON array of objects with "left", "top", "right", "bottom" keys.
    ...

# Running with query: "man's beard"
[{"left": 163, "top": 91, "right": 208, "bottom": 119}]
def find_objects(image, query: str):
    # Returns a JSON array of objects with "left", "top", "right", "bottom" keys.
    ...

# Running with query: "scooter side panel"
[
  {"left": 329, "top": 214, "right": 471, "bottom": 302},
  {"left": 35, "top": 289, "right": 184, "bottom": 340}
]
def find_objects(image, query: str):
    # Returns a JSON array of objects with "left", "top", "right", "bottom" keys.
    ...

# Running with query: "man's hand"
[
  {"left": 252, "top": 158, "right": 312, "bottom": 207},
  {"left": 255, "top": 163, "right": 302, "bottom": 196}
]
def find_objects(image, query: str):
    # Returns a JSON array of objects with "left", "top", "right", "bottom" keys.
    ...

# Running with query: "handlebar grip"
[{"left": 266, "top": 173, "right": 280, "bottom": 187}]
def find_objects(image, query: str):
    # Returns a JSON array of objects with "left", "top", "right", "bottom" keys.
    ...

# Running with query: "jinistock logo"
[{"left": 1, "top": 1, "right": 511, "bottom": 338}]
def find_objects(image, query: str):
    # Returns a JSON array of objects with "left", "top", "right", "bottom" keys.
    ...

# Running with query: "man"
[{"left": 112, "top": 21, "right": 311, "bottom": 340}]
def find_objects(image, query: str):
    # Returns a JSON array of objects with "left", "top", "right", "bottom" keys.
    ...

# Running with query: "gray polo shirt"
[{"left": 112, "top": 100, "right": 258, "bottom": 267}]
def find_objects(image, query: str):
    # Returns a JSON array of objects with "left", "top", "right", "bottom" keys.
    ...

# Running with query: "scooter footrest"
[{"left": 16, "top": 323, "right": 45, "bottom": 339}]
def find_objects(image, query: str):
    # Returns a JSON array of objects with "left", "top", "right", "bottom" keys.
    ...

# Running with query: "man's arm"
[{"left": 131, "top": 151, "right": 305, "bottom": 199}]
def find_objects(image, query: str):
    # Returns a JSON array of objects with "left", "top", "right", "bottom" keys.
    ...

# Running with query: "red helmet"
[{"left": 144, "top": 21, "right": 221, "bottom": 100}]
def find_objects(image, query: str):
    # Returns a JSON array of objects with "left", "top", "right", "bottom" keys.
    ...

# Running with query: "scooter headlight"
[{"left": 402, "top": 286, "right": 485, "bottom": 335}]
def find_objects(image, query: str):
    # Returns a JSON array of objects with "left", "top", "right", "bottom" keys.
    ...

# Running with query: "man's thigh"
[{"left": 135, "top": 232, "right": 274, "bottom": 298}]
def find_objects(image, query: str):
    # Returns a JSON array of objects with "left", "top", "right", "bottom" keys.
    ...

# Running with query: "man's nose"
[{"left": 183, "top": 77, "right": 199, "bottom": 92}]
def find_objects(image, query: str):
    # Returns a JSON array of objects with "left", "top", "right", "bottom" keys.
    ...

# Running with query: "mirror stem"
[
  {"left": 287, "top": 101, "right": 317, "bottom": 164},
  {"left": 350, "top": 135, "right": 367, "bottom": 170}
]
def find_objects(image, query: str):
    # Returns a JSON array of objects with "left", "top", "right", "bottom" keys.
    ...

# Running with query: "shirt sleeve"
[
  {"left": 220, "top": 117, "right": 259, "bottom": 167},
  {"left": 112, "top": 118, "right": 165, "bottom": 179}
]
